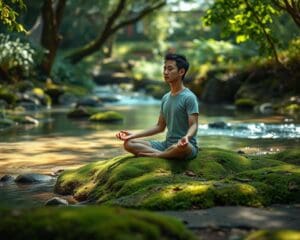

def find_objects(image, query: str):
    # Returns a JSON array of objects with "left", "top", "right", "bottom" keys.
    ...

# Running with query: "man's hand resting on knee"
[
  {"left": 116, "top": 130, "right": 135, "bottom": 141},
  {"left": 177, "top": 136, "right": 189, "bottom": 148}
]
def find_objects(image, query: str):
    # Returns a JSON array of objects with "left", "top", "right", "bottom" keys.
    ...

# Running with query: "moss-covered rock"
[
  {"left": 235, "top": 98, "right": 257, "bottom": 109},
  {"left": 0, "top": 88, "right": 17, "bottom": 106},
  {"left": 284, "top": 104, "right": 300, "bottom": 114},
  {"left": 31, "top": 88, "right": 52, "bottom": 107},
  {"left": 0, "top": 206, "right": 195, "bottom": 240},
  {"left": 55, "top": 148, "right": 300, "bottom": 210},
  {"left": 245, "top": 230, "right": 300, "bottom": 240},
  {"left": 89, "top": 111, "right": 124, "bottom": 122},
  {"left": 67, "top": 107, "right": 100, "bottom": 119},
  {"left": 44, "top": 81, "right": 65, "bottom": 105}
]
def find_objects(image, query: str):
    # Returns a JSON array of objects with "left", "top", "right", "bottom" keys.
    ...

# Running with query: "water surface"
[{"left": 0, "top": 102, "right": 299, "bottom": 207}]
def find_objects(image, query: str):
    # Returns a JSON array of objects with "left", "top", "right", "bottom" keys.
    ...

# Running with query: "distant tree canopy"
[
  {"left": 0, "top": 0, "right": 26, "bottom": 32},
  {"left": 203, "top": 0, "right": 300, "bottom": 64},
  {"left": 26, "top": 0, "right": 166, "bottom": 76}
]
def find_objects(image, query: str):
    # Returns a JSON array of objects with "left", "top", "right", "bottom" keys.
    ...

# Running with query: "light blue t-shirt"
[{"left": 160, "top": 88, "right": 199, "bottom": 149}]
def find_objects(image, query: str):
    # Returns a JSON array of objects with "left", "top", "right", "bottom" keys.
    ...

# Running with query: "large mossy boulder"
[
  {"left": 0, "top": 206, "right": 195, "bottom": 240},
  {"left": 55, "top": 148, "right": 300, "bottom": 210}
]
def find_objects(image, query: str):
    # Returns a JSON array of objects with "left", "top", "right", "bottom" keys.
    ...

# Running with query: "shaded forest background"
[{"left": 0, "top": 0, "right": 300, "bottom": 116}]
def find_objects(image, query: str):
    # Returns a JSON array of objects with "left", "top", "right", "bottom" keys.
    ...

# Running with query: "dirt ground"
[{"left": 160, "top": 205, "right": 300, "bottom": 240}]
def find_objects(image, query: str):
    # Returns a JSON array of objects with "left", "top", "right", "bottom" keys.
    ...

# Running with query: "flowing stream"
[{"left": 1, "top": 87, "right": 299, "bottom": 207}]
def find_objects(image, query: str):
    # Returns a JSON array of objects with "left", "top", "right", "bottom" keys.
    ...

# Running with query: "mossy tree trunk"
[
  {"left": 40, "top": 0, "right": 66, "bottom": 76},
  {"left": 65, "top": 0, "right": 166, "bottom": 64}
]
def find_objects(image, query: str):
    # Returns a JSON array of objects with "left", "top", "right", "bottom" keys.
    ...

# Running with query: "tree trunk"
[
  {"left": 40, "top": 0, "right": 66, "bottom": 76},
  {"left": 104, "top": 35, "right": 115, "bottom": 58}
]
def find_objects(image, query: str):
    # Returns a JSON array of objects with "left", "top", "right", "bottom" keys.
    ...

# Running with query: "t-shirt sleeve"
[{"left": 186, "top": 94, "right": 199, "bottom": 115}]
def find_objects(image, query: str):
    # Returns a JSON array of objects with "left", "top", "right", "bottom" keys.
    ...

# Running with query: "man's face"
[{"left": 163, "top": 60, "right": 184, "bottom": 83}]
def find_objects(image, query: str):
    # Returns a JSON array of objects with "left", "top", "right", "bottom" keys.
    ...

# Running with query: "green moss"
[
  {"left": 55, "top": 148, "right": 300, "bottom": 210},
  {"left": 64, "top": 84, "right": 89, "bottom": 96},
  {"left": 284, "top": 104, "right": 300, "bottom": 114},
  {"left": 89, "top": 111, "right": 124, "bottom": 122},
  {"left": 272, "top": 149, "right": 300, "bottom": 165},
  {"left": 189, "top": 148, "right": 253, "bottom": 179},
  {"left": 0, "top": 206, "right": 195, "bottom": 240},
  {"left": 235, "top": 98, "right": 257, "bottom": 109},
  {"left": 0, "top": 88, "right": 17, "bottom": 105},
  {"left": 245, "top": 230, "right": 300, "bottom": 240},
  {"left": 31, "top": 88, "right": 52, "bottom": 106},
  {"left": 234, "top": 164, "right": 300, "bottom": 204}
]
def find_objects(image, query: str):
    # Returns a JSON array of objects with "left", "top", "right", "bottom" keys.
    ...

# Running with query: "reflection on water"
[{"left": 0, "top": 103, "right": 299, "bottom": 207}]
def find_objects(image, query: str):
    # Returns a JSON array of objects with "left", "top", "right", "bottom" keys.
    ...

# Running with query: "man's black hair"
[{"left": 164, "top": 53, "right": 189, "bottom": 79}]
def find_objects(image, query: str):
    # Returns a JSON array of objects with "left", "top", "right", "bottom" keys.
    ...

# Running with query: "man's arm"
[
  {"left": 178, "top": 113, "right": 198, "bottom": 147},
  {"left": 116, "top": 114, "right": 166, "bottom": 141},
  {"left": 185, "top": 113, "right": 199, "bottom": 139}
]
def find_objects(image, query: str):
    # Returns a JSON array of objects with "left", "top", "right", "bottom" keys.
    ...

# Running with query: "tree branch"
[
  {"left": 111, "top": 1, "right": 166, "bottom": 32},
  {"left": 66, "top": 0, "right": 166, "bottom": 64},
  {"left": 272, "top": 0, "right": 300, "bottom": 28},
  {"left": 244, "top": 0, "right": 281, "bottom": 65}
]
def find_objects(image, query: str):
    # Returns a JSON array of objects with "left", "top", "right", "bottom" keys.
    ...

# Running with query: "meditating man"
[{"left": 116, "top": 53, "right": 199, "bottom": 160}]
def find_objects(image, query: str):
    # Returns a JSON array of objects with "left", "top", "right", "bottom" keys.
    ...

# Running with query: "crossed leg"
[
  {"left": 123, "top": 139, "right": 161, "bottom": 156},
  {"left": 124, "top": 139, "right": 193, "bottom": 160}
]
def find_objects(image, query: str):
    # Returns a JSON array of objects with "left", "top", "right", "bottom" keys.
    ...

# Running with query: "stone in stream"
[
  {"left": 50, "top": 169, "right": 65, "bottom": 177},
  {"left": 45, "top": 197, "right": 69, "bottom": 206},
  {"left": 15, "top": 173, "right": 53, "bottom": 184},
  {"left": 0, "top": 175, "right": 14, "bottom": 182},
  {"left": 208, "top": 121, "right": 228, "bottom": 129},
  {"left": 256, "top": 102, "right": 274, "bottom": 115},
  {"left": 75, "top": 96, "right": 103, "bottom": 108}
]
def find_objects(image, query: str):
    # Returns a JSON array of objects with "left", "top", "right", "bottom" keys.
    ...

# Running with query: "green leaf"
[{"left": 236, "top": 34, "right": 248, "bottom": 43}]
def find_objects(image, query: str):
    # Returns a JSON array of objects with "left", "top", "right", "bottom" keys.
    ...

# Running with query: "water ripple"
[{"left": 199, "top": 123, "right": 300, "bottom": 139}]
